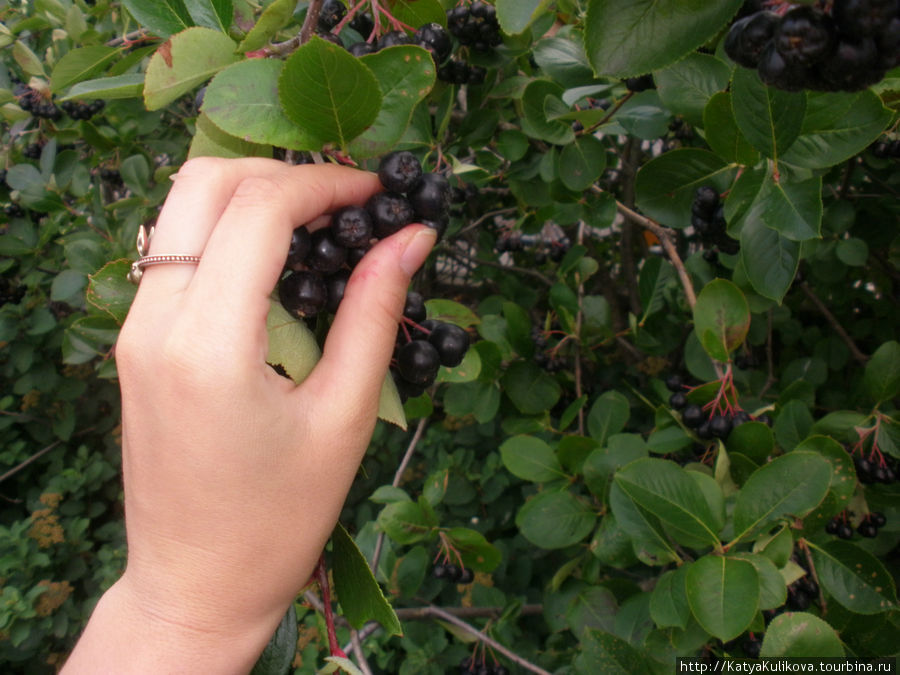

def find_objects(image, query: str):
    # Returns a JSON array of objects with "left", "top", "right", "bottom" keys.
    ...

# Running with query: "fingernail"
[{"left": 399, "top": 227, "right": 437, "bottom": 277}]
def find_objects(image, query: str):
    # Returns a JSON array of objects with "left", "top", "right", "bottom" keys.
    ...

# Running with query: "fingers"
[
  {"left": 184, "top": 164, "right": 383, "bottom": 343},
  {"left": 301, "top": 225, "right": 436, "bottom": 421},
  {"left": 138, "top": 157, "right": 287, "bottom": 301}
]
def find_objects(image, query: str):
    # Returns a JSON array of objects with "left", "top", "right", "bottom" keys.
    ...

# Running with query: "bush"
[{"left": 1, "top": 0, "right": 898, "bottom": 672}]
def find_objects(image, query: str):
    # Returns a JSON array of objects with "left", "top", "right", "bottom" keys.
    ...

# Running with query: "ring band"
[{"left": 126, "top": 225, "right": 201, "bottom": 284}]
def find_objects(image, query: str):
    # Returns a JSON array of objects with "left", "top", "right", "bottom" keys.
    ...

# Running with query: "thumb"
[{"left": 300, "top": 225, "right": 436, "bottom": 417}]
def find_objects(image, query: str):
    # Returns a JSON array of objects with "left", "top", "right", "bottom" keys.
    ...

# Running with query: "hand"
[{"left": 63, "top": 157, "right": 436, "bottom": 673}]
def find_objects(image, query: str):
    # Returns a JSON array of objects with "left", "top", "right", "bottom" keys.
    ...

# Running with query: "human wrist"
[{"left": 63, "top": 575, "right": 280, "bottom": 674}]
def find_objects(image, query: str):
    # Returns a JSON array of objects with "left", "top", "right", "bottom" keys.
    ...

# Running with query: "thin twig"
[
  {"left": 0, "top": 440, "right": 62, "bottom": 484},
  {"left": 420, "top": 605, "right": 553, "bottom": 675},
  {"left": 105, "top": 30, "right": 150, "bottom": 47},
  {"left": 300, "top": 0, "right": 324, "bottom": 45},
  {"left": 350, "top": 630, "right": 373, "bottom": 675},
  {"left": 799, "top": 282, "right": 868, "bottom": 364},
  {"left": 580, "top": 91, "right": 634, "bottom": 137},
  {"left": 447, "top": 250, "right": 555, "bottom": 287},
  {"left": 370, "top": 417, "right": 429, "bottom": 573},
  {"left": 454, "top": 207, "right": 519, "bottom": 237}
]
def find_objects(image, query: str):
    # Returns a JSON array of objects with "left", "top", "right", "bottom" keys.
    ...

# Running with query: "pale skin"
[{"left": 62, "top": 158, "right": 437, "bottom": 673}]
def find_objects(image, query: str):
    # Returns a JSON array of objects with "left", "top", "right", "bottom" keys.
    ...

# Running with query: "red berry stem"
[{"left": 315, "top": 555, "right": 347, "bottom": 659}]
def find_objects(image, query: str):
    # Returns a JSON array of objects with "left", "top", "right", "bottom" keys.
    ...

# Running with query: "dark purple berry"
[
  {"left": 428, "top": 322, "right": 470, "bottom": 367},
  {"left": 408, "top": 173, "right": 451, "bottom": 220},
  {"left": 285, "top": 226, "right": 311, "bottom": 270},
  {"left": 366, "top": 191, "right": 415, "bottom": 238},
  {"left": 709, "top": 414, "right": 733, "bottom": 438},
  {"left": 398, "top": 339, "right": 441, "bottom": 385},
  {"left": 725, "top": 11, "right": 780, "bottom": 68},
  {"left": 326, "top": 270, "right": 350, "bottom": 313},
  {"left": 349, "top": 42, "right": 376, "bottom": 57},
  {"left": 414, "top": 22, "right": 453, "bottom": 63},
  {"left": 669, "top": 392, "right": 688, "bottom": 410},
  {"left": 377, "top": 30, "right": 412, "bottom": 50},
  {"left": 625, "top": 74, "right": 655, "bottom": 91},
  {"left": 318, "top": 0, "right": 346, "bottom": 31},
  {"left": 683, "top": 404, "right": 704, "bottom": 429},
  {"left": 307, "top": 229, "right": 347, "bottom": 274},
  {"left": 458, "top": 567, "right": 474, "bottom": 584},
  {"left": 837, "top": 523, "right": 855, "bottom": 540},
  {"left": 403, "top": 291, "right": 427, "bottom": 324},
  {"left": 279, "top": 270, "right": 328, "bottom": 318},
  {"left": 775, "top": 6, "right": 835, "bottom": 65},
  {"left": 331, "top": 205, "right": 373, "bottom": 248},
  {"left": 857, "top": 521, "right": 879, "bottom": 538},
  {"left": 378, "top": 151, "right": 423, "bottom": 193}
]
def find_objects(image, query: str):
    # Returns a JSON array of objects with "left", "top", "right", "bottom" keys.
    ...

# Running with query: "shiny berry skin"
[
  {"left": 415, "top": 22, "right": 453, "bottom": 63},
  {"left": 326, "top": 270, "right": 350, "bottom": 313},
  {"left": 669, "top": 392, "right": 688, "bottom": 410},
  {"left": 775, "top": 6, "right": 835, "bottom": 65},
  {"left": 458, "top": 567, "right": 474, "bottom": 584},
  {"left": 725, "top": 11, "right": 780, "bottom": 68},
  {"left": 307, "top": 229, "right": 347, "bottom": 274},
  {"left": 318, "top": 0, "right": 346, "bottom": 31},
  {"left": 625, "top": 74, "right": 655, "bottom": 91},
  {"left": 285, "top": 226, "right": 311, "bottom": 270},
  {"left": 279, "top": 270, "right": 328, "bottom": 318},
  {"left": 837, "top": 523, "right": 854, "bottom": 539},
  {"left": 665, "top": 374, "right": 684, "bottom": 392},
  {"left": 366, "top": 191, "right": 416, "bottom": 238},
  {"left": 331, "top": 205, "right": 373, "bottom": 248},
  {"left": 709, "top": 414, "right": 733, "bottom": 438},
  {"left": 408, "top": 173, "right": 451, "bottom": 220},
  {"left": 403, "top": 291, "right": 427, "bottom": 323},
  {"left": 349, "top": 42, "right": 376, "bottom": 57},
  {"left": 871, "top": 512, "right": 887, "bottom": 527},
  {"left": 826, "top": 518, "right": 841, "bottom": 535},
  {"left": 350, "top": 11, "right": 375, "bottom": 38},
  {"left": 428, "top": 322, "right": 470, "bottom": 367},
  {"left": 443, "top": 563, "right": 461, "bottom": 581},
  {"left": 398, "top": 339, "right": 441, "bottom": 385},
  {"left": 757, "top": 42, "right": 809, "bottom": 92},
  {"left": 378, "top": 150, "right": 423, "bottom": 193},
  {"left": 857, "top": 521, "right": 879, "bottom": 537},
  {"left": 377, "top": 30, "right": 412, "bottom": 50},
  {"left": 682, "top": 404, "right": 704, "bottom": 428}
]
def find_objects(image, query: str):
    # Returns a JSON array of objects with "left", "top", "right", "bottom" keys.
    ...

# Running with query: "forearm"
[{"left": 62, "top": 576, "right": 277, "bottom": 674}]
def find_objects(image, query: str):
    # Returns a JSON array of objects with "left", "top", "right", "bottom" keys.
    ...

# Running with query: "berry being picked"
[
  {"left": 775, "top": 6, "right": 835, "bottom": 66},
  {"left": 408, "top": 172, "right": 451, "bottom": 220},
  {"left": 397, "top": 339, "right": 441, "bottom": 385},
  {"left": 378, "top": 150, "right": 423, "bottom": 193},
  {"left": 285, "top": 225, "right": 312, "bottom": 270},
  {"left": 325, "top": 270, "right": 350, "bottom": 314},
  {"left": 725, "top": 11, "right": 780, "bottom": 68},
  {"left": 279, "top": 270, "right": 328, "bottom": 318},
  {"left": 307, "top": 229, "right": 347, "bottom": 274},
  {"left": 366, "top": 191, "right": 415, "bottom": 238},
  {"left": 403, "top": 291, "right": 427, "bottom": 324},
  {"left": 331, "top": 205, "right": 373, "bottom": 248},
  {"left": 428, "top": 322, "right": 470, "bottom": 367}
]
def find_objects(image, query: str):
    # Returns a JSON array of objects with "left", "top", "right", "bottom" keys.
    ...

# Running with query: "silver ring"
[{"left": 126, "top": 224, "right": 201, "bottom": 284}]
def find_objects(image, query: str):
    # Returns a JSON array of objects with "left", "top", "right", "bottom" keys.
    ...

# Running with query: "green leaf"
[
  {"left": 558, "top": 135, "right": 607, "bottom": 192},
  {"left": 50, "top": 46, "right": 119, "bottom": 93},
  {"left": 426, "top": 299, "right": 480, "bottom": 328},
  {"left": 575, "top": 629, "right": 652, "bottom": 675},
  {"left": 86, "top": 260, "right": 137, "bottom": 325},
  {"left": 60, "top": 73, "right": 145, "bottom": 101},
  {"left": 501, "top": 361, "right": 561, "bottom": 415},
  {"left": 121, "top": 0, "right": 194, "bottom": 38},
  {"left": 499, "top": 435, "right": 566, "bottom": 483},
  {"left": 703, "top": 92, "right": 758, "bottom": 165},
  {"left": 774, "top": 399, "right": 814, "bottom": 451},
  {"left": 390, "top": 0, "right": 447, "bottom": 29},
  {"left": 348, "top": 46, "right": 436, "bottom": 159},
  {"left": 203, "top": 59, "right": 317, "bottom": 150},
  {"left": 809, "top": 541, "right": 897, "bottom": 614},
  {"left": 730, "top": 553, "right": 786, "bottom": 611},
  {"left": 864, "top": 341, "right": 900, "bottom": 404},
  {"left": 495, "top": 0, "right": 552, "bottom": 35},
  {"left": 609, "top": 482, "right": 680, "bottom": 566},
  {"left": 835, "top": 238, "right": 869, "bottom": 266},
  {"left": 237, "top": 0, "right": 296, "bottom": 52},
  {"left": 650, "top": 566, "right": 690, "bottom": 629},
  {"left": 692, "top": 279, "right": 750, "bottom": 362},
  {"left": 188, "top": 113, "right": 272, "bottom": 159},
  {"left": 377, "top": 500, "right": 437, "bottom": 545},
  {"left": 726, "top": 422, "right": 774, "bottom": 464},
  {"left": 533, "top": 35, "right": 597, "bottom": 90},
  {"left": 731, "top": 67, "right": 806, "bottom": 161},
  {"left": 446, "top": 527, "right": 501, "bottom": 572},
  {"left": 587, "top": 390, "right": 630, "bottom": 444},
  {"left": 144, "top": 28, "right": 239, "bottom": 110},
  {"left": 731, "top": 451, "right": 832, "bottom": 544},
  {"left": 589, "top": 512, "right": 638, "bottom": 569},
  {"left": 521, "top": 80, "right": 575, "bottom": 145},
  {"left": 634, "top": 149, "right": 736, "bottom": 230},
  {"left": 654, "top": 53, "right": 730, "bottom": 128},
  {"left": 583, "top": 433, "right": 647, "bottom": 501},
  {"left": 614, "top": 458, "right": 721, "bottom": 549},
  {"left": 435, "top": 347, "right": 481, "bottom": 384},
  {"left": 184, "top": 0, "right": 232, "bottom": 32},
  {"left": 760, "top": 612, "right": 844, "bottom": 657},
  {"left": 279, "top": 36, "right": 382, "bottom": 149},
  {"left": 780, "top": 90, "right": 892, "bottom": 169},
  {"left": 686, "top": 555, "right": 758, "bottom": 642},
  {"left": 250, "top": 604, "right": 297, "bottom": 675},
  {"left": 753, "top": 172, "right": 823, "bottom": 242},
  {"left": 331, "top": 523, "right": 401, "bottom": 634},
  {"left": 516, "top": 490, "right": 596, "bottom": 550},
  {"left": 443, "top": 380, "right": 500, "bottom": 423},
  {"left": 265, "top": 300, "right": 321, "bottom": 384},
  {"left": 502, "top": 301, "right": 533, "bottom": 358},
  {"left": 13, "top": 40, "right": 47, "bottom": 78},
  {"left": 637, "top": 256, "right": 674, "bottom": 322},
  {"left": 740, "top": 217, "right": 800, "bottom": 303},
  {"left": 584, "top": 0, "right": 742, "bottom": 78}
]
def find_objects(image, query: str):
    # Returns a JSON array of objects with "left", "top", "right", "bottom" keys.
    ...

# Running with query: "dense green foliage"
[{"left": 1, "top": 0, "right": 899, "bottom": 673}]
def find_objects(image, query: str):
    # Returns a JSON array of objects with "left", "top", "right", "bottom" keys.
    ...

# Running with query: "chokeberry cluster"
[
  {"left": 432, "top": 562, "right": 474, "bottom": 584},
  {"left": 825, "top": 510, "right": 887, "bottom": 538},
  {"left": 446, "top": 2, "right": 502, "bottom": 52},
  {"left": 691, "top": 186, "right": 738, "bottom": 256},
  {"left": 60, "top": 99, "right": 105, "bottom": 121},
  {"left": 725, "top": 1, "right": 899, "bottom": 92},
  {"left": 276, "top": 151, "right": 469, "bottom": 398},
  {"left": 667, "top": 373, "right": 768, "bottom": 439},
  {"left": 458, "top": 657, "right": 508, "bottom": 675},
  {"left": 15, "top": 85, "right": 62, "bottom": 120},
  {"left": 854, "top": 454, "right": 897, "bottom": 484},
  {"left": 872, "top": 138, "right": 900, "bottom": 159}
]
